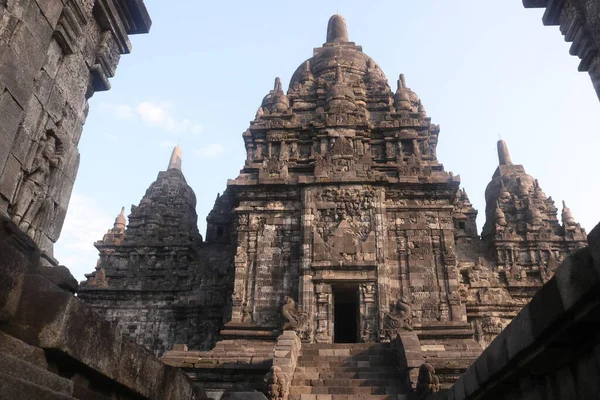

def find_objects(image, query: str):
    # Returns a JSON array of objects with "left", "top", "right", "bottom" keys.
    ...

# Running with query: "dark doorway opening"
[{"left": 333, "top": 285, "right": 359, "bottom": 343}]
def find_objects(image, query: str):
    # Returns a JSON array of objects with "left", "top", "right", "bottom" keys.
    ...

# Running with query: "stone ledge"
[{"left": 0, "top": 214, "right": 204, "bottom": 400}]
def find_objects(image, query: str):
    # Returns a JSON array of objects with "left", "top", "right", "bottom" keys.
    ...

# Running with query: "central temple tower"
[{"left": 211, "top": 14, "right": 465, "bottom": 343}]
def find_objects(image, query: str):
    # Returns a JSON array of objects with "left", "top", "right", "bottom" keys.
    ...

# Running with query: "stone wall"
[
  {"left": 442, "top": 223, "right": 600, "bottom": 400},
  {"left": 0, "top": 213, "right": 206, "bottom": 399},
  {"left": 523, "top": 0, "right": 600, "bottom": 101},
  {"left": 79, "top": 242, "right": 234, "bottom": 356},
  {"left": 0, "top": 0, "right": 150, "bottom": 263}
]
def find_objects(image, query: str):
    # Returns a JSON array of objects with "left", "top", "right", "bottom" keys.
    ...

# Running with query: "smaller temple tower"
[
  {"left": 79, "top": 147, "right": 233, "bottom": 355},
  {"left": 483, "top": 140, "right": 586, "bottom": 288}
]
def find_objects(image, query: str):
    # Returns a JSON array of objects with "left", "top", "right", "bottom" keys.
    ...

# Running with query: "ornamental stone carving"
[
  {"left": 264, "top": 366, "right": 289, "bottom": 400},
  {"left": 382, "top": 294, "right": 413, "bottom": 340},
  {"left": 282, "top": 296, "right": 307, "bottom": 333},
  {"left": 11, "top": 132, "right": 63, "bottom": 238},
  {"left": 415, "top": 363, "right": 440, "bottom": 399}
]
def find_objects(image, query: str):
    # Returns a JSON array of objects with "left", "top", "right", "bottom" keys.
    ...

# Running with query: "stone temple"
[{"left": 77, "top": 14, "right": 588, "bottom": 396}]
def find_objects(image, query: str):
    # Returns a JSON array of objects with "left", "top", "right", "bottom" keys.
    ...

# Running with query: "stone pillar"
[
  {"left": 315, "top": 283, "right": 331, "bottom": 343},
  {"left": 360, "top": 282, "right": 377, "bottom": 342},
  {"left": 374, "top": 188, "right": 389, "bottom": 339},
  {"left": 299, "top": 188, "right": 315, "bottom": 340}
]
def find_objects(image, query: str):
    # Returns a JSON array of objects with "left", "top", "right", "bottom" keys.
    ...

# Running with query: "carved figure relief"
[
  {"left": 264, "top": 365, "right": 289, "bottom": 400},
  {"left": 415, "top": 363, "right": 440, "bottom": 399},
  {"left": 11, "top": 131, "right": 63, "bottom": 238},
  {"left": 282, "top": 296, "right": 308, "bottom": 332},
  {"left": 382, "top": 293, "right": 413, "bottom": 340}
]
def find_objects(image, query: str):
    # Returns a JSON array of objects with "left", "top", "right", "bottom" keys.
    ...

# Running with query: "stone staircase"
[
  {"left": 288, "top": 343, "right": 411, "bottom": 400},
  {"left": 0, "top": 351, "right": 75, "bottom": 400}
]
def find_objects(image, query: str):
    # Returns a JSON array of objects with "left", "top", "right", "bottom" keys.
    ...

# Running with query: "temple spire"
[
  {"left": 113, "top": 207, "right": 126, "bottom": 231},
  {"left": 497, "top": 140, "right": 513, "bottom": 166},
  {"left": 168, "top": 146, "right": 182, "bottom": 171},
  {"left": 274, "top": 77, "right": 282, "bottom": 92},
  {"left": 326, "top": 14, "right": 349, "bottom": 43}
]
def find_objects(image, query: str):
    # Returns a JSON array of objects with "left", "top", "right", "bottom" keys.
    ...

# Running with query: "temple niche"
[{"left": 78, "top": 14, "right": 588, "bottom": 388}]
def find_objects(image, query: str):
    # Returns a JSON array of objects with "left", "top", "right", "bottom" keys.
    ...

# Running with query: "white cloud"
[
  {"left": 99, "top": 103, "right": 133, "bottom": 120},
  {"left": 196, "top": 143, "right": 224, "bottom": 158},
  {"left": 136, "top": 101, "right": 203, "bottom": 134},
  {"left": 115, "top": 104, "right": 134, "bottom": 119},
  {"left": 54, "top": 193, "right": 117, "bottom": 282},
  {"left": 100, "top": 101, "right": 203, "bottom": 134}
]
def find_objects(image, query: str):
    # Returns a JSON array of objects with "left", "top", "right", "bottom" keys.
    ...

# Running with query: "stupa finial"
[
  {"left": 497, "top": 140, "right": 513, "bottom": 166},
  {"left": 168, "top": 146, "right": 182, "bottom": 171},
  {"left": 113, "top": 206, "right": 126, "bottom": 230},
  {"left": 327, "top": 14, "right": 349, "bottom": 43}
]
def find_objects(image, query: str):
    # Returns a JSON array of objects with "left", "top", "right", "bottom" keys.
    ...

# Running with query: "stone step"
[
  {"left": 290, "top": 378, "right": 403, "bottom": 387},
  {"left": 294, "top": 371, "right": 400, "bottom": 380},
  {"left": 0, "top": 352, "right": 73, "bottom": 395},
  {"left": 0, "top": 372, "right": 76, "bottom": 400},
  {"left": 296, "top": 360, "right": 393, "bottom": 368},
  {"left": 302, "top": 344, "right": 392, "bottom": 355},
  {"left": 298, "top": 354, "right": 393, "bottom": 360},
  {"left": 300, "top": 343, "right": 390, "bottom": 350},
  {"left": 288, "top": 395, "right": 407, "bottom": 400},
  {"left": 295, "top": 366, "right": 399, "bottom": 374},
  {"left": 289, "top": 385, "right": 406, "bottom": 395},
  {"left": 290, "top": 386, "right": 403, "bottom": 399}
]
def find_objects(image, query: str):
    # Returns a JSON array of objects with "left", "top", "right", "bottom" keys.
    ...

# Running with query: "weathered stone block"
[
  {"left": 463, "top": 363, "right": 479, "bottom": 396},
  {"left": 34, "top": 0, "right": 64, "bottom": 28},
  {"left": 117, "top": 337, "right": 165, "bottom": 398},
  {"left": 0, "top": 155, "right": 21, "bottom": 203},
  {"left": 0, "top": 372, "right": 75, "bottom": 400},
  {"left": 452, "top": 375, "right": 466, "bottom": 400},
  {"left": 0, "top": 89, "right": 24, "bottom": 154},
  {"left": 160, "top": 364, "right": 196, "bottom": 400},
  {"left": 6, "top": 274, "right": 123, "bottom": 381},
  {"left": 37, "top": 265, "right": 78, "bottom": 293},
  {"left": 0, "top": 331, "right": 47, "bottom": 369},
  {"left": 504, "top": 305, "right": 535, "bottom": 359},
  {"left": 0, "top": 352, "right": 73, "bottom": 395},
  {"left": 554, "top": 248, "right": 597, "bottom": 311},
  {"left": 527, "top": 277, "right": 564, "bottom": 339},
  {"left": 0, "top": 216, "right": 39, "bottom": 323},
  {"left": 0, "top": 44, "right": 36, "bottom": 108},
  {"left": 485, "top": 332, "right": 509, "bottom": 378},
  {"left": 473, "top": 349, "right": 490, "bottom": 387}
]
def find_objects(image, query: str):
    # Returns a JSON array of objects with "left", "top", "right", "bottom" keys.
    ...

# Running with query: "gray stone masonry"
[
  {"left": 0, "top": 0, "right": 150, "bottom": 263},
  {"left": 0, "top": 213, "right": 207, "bottom": 399},
  {"left": 443, "top": 222, "right": 600, "bottom": 400}
]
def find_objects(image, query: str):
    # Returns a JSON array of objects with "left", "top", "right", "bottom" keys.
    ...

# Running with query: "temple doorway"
[{"left": 332, "top": 285, "right": 360, "bottom": 343}]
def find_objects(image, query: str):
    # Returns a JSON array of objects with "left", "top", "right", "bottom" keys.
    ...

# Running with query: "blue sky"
[{"left": 55, "top": 1, "right": 600, "bottom": 281}]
